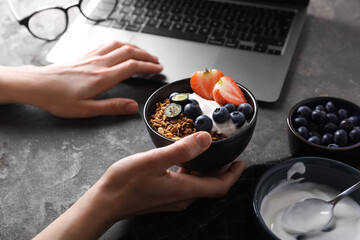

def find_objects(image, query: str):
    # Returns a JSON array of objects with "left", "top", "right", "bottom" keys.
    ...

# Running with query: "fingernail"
[
  {"left": 125, "top": 102, "right": 138, "bottom": 113},
  {"left": 195, "top": 132, "right": 212, "bottom": 148}
]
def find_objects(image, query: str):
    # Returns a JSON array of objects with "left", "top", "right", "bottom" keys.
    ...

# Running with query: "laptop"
[{"left": 46, "top": 0, "right": 309, "bottom": 102}]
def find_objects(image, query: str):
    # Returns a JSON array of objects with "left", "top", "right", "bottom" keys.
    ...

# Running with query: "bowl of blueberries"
[
  {"left": 143, "top": 77, "right": 258, "bottom": 171},
  {"left": 287, "top": 97, "right": 360, "bottom": 168}
]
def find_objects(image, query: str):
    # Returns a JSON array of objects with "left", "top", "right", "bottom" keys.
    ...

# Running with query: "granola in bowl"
[{"left": 150, "top": 98, "right": 227, "bottom": 141}]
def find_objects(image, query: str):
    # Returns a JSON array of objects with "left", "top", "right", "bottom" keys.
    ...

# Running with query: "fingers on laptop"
[
  {"left": 101, "top": 45, "right": 159, "bottom": 67},
  {"left": 108, "top": 60, "right": 163, "bottom": 82},
  {"left": 84, "top": 41, "right": 140, "bottom": 57}
]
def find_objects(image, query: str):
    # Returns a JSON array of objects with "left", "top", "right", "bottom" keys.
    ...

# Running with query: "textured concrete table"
[{"left": 0, "top": 0, "right": 359, "bottom": 239}]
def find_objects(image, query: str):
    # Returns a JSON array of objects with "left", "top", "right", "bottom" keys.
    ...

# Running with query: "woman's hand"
[
  {"left": 33, "top": 132, "right": 246, "bottom": 240},
  {"left": 0, "top": 41, "right": 163, "bottom": 118},
  {"left": 99, "top": 132, "right": 246, "bottom": 219}
]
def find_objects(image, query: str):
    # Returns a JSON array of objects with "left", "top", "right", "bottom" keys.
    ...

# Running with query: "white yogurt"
[
  {"left": 260, "top": 162, "right": 360, "bottom": 240},
  {"left": 189, "top": 93, "right": 243, "bottom": 137}
]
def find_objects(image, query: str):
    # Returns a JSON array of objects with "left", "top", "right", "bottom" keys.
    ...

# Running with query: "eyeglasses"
[{"left": 7, "top": 0, "right": 118, "bottom": 41}]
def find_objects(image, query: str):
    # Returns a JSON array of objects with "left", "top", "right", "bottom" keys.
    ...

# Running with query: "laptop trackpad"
[{"left": 131, "top": 34, "right": 220, "bottom": 82}]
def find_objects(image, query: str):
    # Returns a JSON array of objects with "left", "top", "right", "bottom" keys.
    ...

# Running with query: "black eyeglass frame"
[{"left": 6, "top": 0, "right": 118, "bottom": 41}]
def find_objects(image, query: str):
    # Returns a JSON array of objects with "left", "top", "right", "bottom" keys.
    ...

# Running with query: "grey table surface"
[{"left": 0, "top": 0, "right": 359, "bottom": 239}]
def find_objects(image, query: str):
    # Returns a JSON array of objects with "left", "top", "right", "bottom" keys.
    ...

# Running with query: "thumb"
[
  {"left": 154, "top": 132, "right": 212, "bottom": 168},
  {"left": 80, "top": 98, "right": 139, "bottom": 117}
]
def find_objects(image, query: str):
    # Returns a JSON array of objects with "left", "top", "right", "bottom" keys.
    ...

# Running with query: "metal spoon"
[{"left": 281, "top": 180, "right": 360, "bottom": 235}]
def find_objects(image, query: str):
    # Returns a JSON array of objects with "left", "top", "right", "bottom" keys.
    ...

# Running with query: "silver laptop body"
[{"left": 46, "top": 0, "right": 309, "bottom": 102}]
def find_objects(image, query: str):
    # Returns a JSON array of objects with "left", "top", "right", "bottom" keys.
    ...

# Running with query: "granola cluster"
[{"left": 150, "top": 98, "right": 226, "bottom": 141}]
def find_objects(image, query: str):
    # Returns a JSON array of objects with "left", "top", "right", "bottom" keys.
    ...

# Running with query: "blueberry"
[
  {"left": 349, "top": 128, "right": 360, "bottom": 144},
  {"left": 297, "top": 105, "right": 312, "bottom": 120},
  {"left": 311, "top": 110, "right": 327, "bottom": 124},
  {"left": 338, "top": 108, "right": 348, "bottom": 120},
  {"left": 169, "top": 92, "right": 179, "bottom": 101},
  {"left": 164, "top": 103, "right": 182, "bottom": 118},
  {"left": 224, "top": 103, "right": 236, "bottom": 113},
  {"left": 322, "top": 122, "right": 338, "bottom": 134},
  {"left": 195, "top": 115, "right": 213, "bottom": 132},
  {"left": 349, "top": 116, "right": 360, "bottom": 126},
  {"left": 184, "top": 103, "right": 202, "bottom": 120},
  {"left": 339, "top": 119, "right": 354, "bottom": 132},
  {"left": 229, "top": 111, "right": 245, "bottom": 128},
  {"left": 309, "top": 131, "right": 321, "bottom": 138},
  {"left": 328, "top": 143, "right": 340, "bottom": 148},
  {"left": 237, "top": 103, "right": 254, "bottom": 119},
  {"left": 325, "top": 101, "right": 336, "bottom": 113},
  {"left": 308, "top": 122, "right": 320, "bottom": 132},
  {"left": 315, "top": 104, "right": 325, "bottom": 112},
  {"left": 321, "top": 133, "right": 334, "bottom": 146},
  {"left": 297, "top": 126, "right": 310, "bottom": 139},
  {"left": 212, "top": 107, "right": 230, "bottom": 123},
  {"left": 334, "top": 129, "right": 348, "bottom": 147},
  {"left": 188, "top": 99, "right": 199, "bottom": 106},
  {"left": 170, "top": 93, "right": 189, "bottom": 106},
  {"left": 327, "top": 113, "right": 339, "bottom": 125},
  {"left": 293, "top": 117, "right": 309, "bottom": 128},
  {"left": 308, "top": 136, "right": 321, "bottom": 145}
]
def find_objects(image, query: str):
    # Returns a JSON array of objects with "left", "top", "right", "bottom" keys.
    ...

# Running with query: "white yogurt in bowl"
[
  {"left": 259, "top": 162, "right": 360, "bottom": 240},
  {"left": 189, "top": 93, "right": 245, "bottom": 137}
]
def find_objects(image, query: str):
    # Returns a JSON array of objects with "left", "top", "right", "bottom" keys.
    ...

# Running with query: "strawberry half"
[
  {"left": 213, "top": 76, "right": 247, "bottom": 106},
  {"left": 190, "top": 69, "right": 224, "bottom": 100}
]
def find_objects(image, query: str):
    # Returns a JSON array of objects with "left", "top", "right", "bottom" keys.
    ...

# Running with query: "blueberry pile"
[
  {"left": 168, "top": 92, "right": 253, "bottom": 133},
  {"left": 193, "top": 102, "right": 253, "bottom": 132},
  {"left": 293, "top": 101, "right": 360, "bottom": 148}
]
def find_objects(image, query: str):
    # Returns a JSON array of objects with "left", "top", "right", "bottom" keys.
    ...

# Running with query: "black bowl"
[
  {"left": 287, "top": 97, "right": 360, "bottom": 168},
  {"left": 253, "top": 157, "right": 360, "bottom": 239},
  {"left": 143, "top": 78, "right": 258, "bottom": 171}
]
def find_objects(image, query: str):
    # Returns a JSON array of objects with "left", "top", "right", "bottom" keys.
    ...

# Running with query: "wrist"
[
  {"left": 69, "top": 182, "right": 117, "bottom": 238},
  {"left": 0, "top": 66, "right": 18, "bottom": 104},
  {"left": 0, "top": 65, "right": 37, "bottom": 104}
]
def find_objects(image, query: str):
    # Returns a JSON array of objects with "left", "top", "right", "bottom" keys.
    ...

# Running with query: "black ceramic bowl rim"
[
  {"left": 143, "top": 78, "right": 258, "bottom": 145},
  {"left": 253, "top": 156, "right": 360, "bottom": 240},
  {"left": 287, "top": 96, "right": 360, "bottom": 151}
]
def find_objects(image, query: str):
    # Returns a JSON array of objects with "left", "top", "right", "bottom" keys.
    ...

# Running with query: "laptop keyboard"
[{"left": 88, "top": 0, "right": 296, "bottom": 55}]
